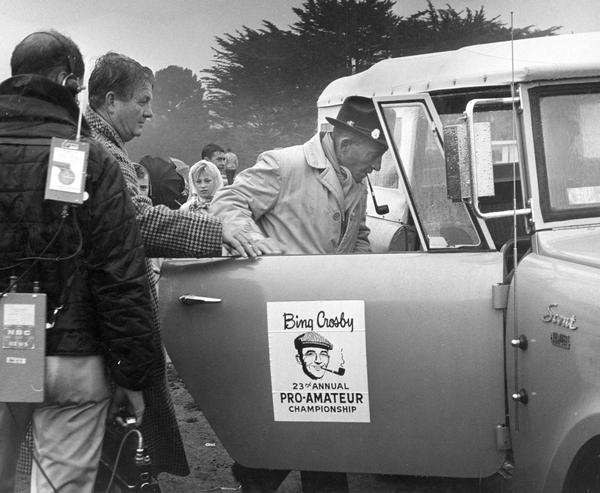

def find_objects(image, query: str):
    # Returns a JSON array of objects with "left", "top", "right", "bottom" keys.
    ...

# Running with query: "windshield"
[{"left": 532, "top": 84, "right": 600, "bottom": 222}]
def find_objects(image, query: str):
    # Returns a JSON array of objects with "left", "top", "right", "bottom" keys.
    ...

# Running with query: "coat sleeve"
[
  {"left": 84, "top": 146, "right": 157, "bottom": 390},
  {"left": 120, "top": 154, "right": 223, "bottom": 258},
  {"left": 353, "top": 214, "right": 372, "bottom": 253},
  {"left": 352, "top": 193, "right": 371, "bottom": 253},
  {"left": 211, "top": 153, "right": 282, "bottom": 242}
]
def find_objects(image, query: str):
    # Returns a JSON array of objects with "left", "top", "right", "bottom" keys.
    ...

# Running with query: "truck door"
[{"left": 160, "top": 95, "right": 506, "bottom": 478}]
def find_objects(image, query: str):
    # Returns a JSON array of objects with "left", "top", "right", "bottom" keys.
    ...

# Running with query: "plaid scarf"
[{"left": 85, "top": 108, "right": 142, "bottom": 200}]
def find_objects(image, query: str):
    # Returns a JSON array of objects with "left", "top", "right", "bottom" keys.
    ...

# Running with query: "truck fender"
[{"left": 544, "top": 414, "right": 600, "bottom": 493}]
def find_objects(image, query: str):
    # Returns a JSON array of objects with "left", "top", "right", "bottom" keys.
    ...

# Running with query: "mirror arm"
[
  {"left": 471, "top": 207, "right": 531, "bottom": 220},
  {"left": 465, "top": 97, "right": 531, "bottom": 220}
]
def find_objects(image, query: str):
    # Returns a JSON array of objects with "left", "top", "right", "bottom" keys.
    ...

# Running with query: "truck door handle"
[
  {"left": 511, "top": 335, "right": 528, "bottom": 350},
  {"left": 179, "top": 294, "right": 222, "bottom": 305},
  {"left": 512, "top": 389, "right": 529, "bottom": 405}
]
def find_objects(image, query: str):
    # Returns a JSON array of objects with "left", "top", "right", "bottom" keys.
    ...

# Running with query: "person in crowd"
[
  {"left": 85, "top": 51, "right": 258, "bottom": 479},
  {"left": 212, "top": 95, "right": 388, "bottom": 256},
  {"left": 135, "top": 162, "right": 165, "bottom": 276},
  {"left": 171, "top": 157, "right": 190, "bottom": 201},
  {"left": 214, "top": 95, "right": 387, "bottom": 493},
  {"left": 224, "top": 147, "right": 239, "bottom": 184},
  {"left": 202, "top": 143, "right": 227, "bottom": 182},
  {"left": 135, "top": 162, "right": 151, "bottom": 197},
  {"left": 180, "top": 159, "right": 224, "bottom": 215},
  {"left": 0, "top": 31, "right": 157, "bottom": 493}
]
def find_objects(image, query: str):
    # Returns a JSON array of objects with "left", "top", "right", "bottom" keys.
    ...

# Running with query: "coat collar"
[
  {"left": 85, "top": 107, "right": 126, "bottom": 150},
  {"left": 302, "top": 134, "right": 367, "bottom": 211},
  {"left": 303, "top": 134, "right": 344, "bottom": 208},
  {"left": 0, "top": 74, "right": 90, "bottom": 136},
  {"left": 302, "top": 133, "right": 333, "bottom": 172}
]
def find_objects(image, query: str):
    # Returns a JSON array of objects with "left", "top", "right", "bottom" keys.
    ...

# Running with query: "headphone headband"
[
  {"left": 19, "top": 31, "right": 82, "bottom": 95},
  {"left": 21, "top": 31, "right": 78, "bottom": 75},
  {"left": 42, "top": 31, "right": 82, "bottom": 94}
]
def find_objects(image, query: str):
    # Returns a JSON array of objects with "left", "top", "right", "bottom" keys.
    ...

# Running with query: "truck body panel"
[{"left": 506, "top": 245, "right": 600, "bottom": 492}]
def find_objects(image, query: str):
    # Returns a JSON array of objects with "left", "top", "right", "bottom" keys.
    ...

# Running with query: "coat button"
[{"left": 333, "top": 212, "right": 341, "bottom": 221}]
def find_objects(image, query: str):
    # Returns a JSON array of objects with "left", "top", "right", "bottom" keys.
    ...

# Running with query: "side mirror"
[
  {"left": 444, "top": 123, "right": 471, "bottom": 202},
  {"left": 471, "top": 121, "right": 495, "bottom": 198},
  {"left": 444, "top": 122, "right": 495, "bottom": 202}
]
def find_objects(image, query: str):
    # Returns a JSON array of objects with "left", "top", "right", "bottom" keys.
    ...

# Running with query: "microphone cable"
[{"left": 0, "top": 204, "right": 83, "bottom": 300}]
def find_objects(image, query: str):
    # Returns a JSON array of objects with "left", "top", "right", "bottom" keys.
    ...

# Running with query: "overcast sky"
[{"left": 1, "top": 0, "right": 599, "bottom": 82}]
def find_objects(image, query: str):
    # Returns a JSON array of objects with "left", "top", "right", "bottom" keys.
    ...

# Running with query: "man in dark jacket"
[{"left": 0, "top": 31, "right": 158, "bottom": 493}]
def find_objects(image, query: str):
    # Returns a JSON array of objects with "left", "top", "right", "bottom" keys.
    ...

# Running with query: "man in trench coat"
[
  {"left": 211, "top": 95, "right": 388, "bottom": 493},
  {"left": 212, "top": 95, "right": 388, "bottom": 256}
]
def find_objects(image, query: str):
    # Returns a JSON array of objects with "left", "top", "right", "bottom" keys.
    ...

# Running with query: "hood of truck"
[{"left": 537, "top": 226, "right": 600, "bottom": 268}]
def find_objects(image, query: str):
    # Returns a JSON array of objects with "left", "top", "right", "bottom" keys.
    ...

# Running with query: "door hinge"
[
  {"left": 495, "top": 423, "right": 511, "bottom": 451},
  {"left": 492, "top": 283, "right": 509, "bottom": 310},
  {"left": 498, "top": 460, "right": 514, "bottom": 479}
]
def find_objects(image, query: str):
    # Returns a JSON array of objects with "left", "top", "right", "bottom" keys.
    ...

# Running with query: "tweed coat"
[
  {"left": 211, "top": 134, "right": 371, "bottom": 254},
  {"left": 86, "top": 108, "right": 223, "bottom": 476}
]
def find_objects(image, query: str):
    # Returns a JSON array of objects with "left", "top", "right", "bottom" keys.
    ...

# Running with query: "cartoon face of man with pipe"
[{"left": 294, "top": 331, "right": 333, "bottom": 380}]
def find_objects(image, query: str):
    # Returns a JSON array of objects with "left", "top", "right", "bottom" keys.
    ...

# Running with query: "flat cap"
[{"left": 294, "top": 331, "right": 333, "bottom": 351}]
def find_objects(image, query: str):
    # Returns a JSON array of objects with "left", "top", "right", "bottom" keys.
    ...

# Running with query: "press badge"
[{"left": 45, "top": 137, "right": 89, "bottom": 204}]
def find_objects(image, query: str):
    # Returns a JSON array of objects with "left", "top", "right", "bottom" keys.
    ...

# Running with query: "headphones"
[
  {"left": 61, "top": 73, "right": 82, "bottom": 95},
  {"left": 28, "top": 31, "right": 83, "bottom": 95}
]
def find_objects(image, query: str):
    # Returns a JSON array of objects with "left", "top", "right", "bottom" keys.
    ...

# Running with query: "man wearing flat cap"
[
  {"left": 294, "top": 332, "right": 333, "bottom": 380},
  {"left": 212, "top": 95, "right": 388, "bottom": 255}
]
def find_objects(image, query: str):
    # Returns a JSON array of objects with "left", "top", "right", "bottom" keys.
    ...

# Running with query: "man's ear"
[
  {"left": 338, "top": 136, "right": 353, "bottom": 152},
  {"left": 104, "top": 92, "right": 117, "bottom": 113},
  {"left": 295, "top": 354, "right": 302, "bottom": 366},
  {"left": 57, "top": 70, "right": 70, "bottom": 86},
  {"left": 48, "top": 69, "right": 69, "bottom": 87}
]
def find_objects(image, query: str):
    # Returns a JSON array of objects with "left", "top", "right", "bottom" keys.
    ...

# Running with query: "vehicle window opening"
[
  {"left": 475, "top": 105, "right": 528, "bottom": 249},
  {"left": 440, "top": 103, "right": 528, "bottom": 250},
  {"left": 480, "top": 183, "right": 528, "bottom": 250}
]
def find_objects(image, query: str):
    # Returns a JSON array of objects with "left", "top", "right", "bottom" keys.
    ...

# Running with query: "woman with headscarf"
[{"left": 180, "top": 159, "right": 223, "bottom": 215}]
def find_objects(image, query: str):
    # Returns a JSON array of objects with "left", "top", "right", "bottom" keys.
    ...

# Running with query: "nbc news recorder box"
[{"left": 0, "top": 293, "right": 46, "bottom": 402}]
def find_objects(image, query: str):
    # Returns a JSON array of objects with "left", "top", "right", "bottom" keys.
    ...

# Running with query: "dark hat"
[
  {"left": 294, "top": 332, "right": 333, "bottom": 351},
  {"left": 326, "top": 95, "right": 387, "bottom": 151}
]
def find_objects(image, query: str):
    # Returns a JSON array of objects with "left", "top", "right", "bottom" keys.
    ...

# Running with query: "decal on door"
[{"left": 267, "top": 300, "right": 370, "bottom": 422}]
